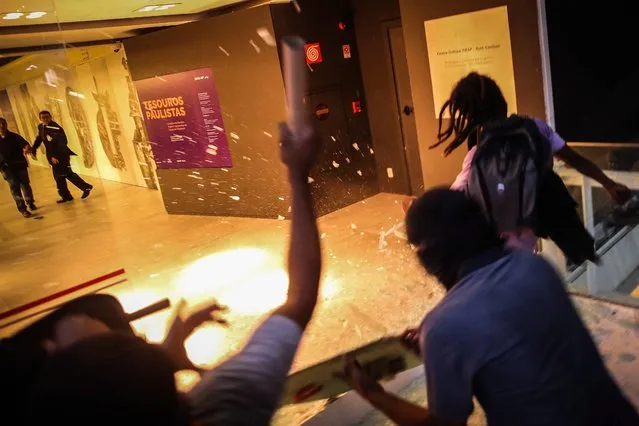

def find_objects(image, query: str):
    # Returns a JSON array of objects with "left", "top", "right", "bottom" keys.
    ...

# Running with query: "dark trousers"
[
  {"left": 52, "top": 163, "right": 91, "bottom": 199},
  {"left": 1, "top": 168, "right": 34, "bottom": 212}
]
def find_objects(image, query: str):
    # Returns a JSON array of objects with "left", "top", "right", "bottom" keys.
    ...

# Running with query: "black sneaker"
[
  {"left": 21, "top": 210, "right": 32, "bottom": 218},
  {"left": 81, "top": 186, "right": 93, "bottom": 199},
  {"left": 28, "top": 203, "right": 38, "bottom": 211},
  {"left": 57, "top": 198, "right": 73, "bottom": 204}
]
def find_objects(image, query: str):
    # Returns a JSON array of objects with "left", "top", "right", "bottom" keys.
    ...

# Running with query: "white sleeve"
[{"left": 188, "top": 315, "right": 302, "bottom": 426}]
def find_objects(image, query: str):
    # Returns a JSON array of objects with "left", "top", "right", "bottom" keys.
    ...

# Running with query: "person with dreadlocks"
[
  {"left": 407, "top": 72, "right": 631, "bottom": 259},
  {"left": 439, "top": 73, "right": 629, "bottom": 199}
]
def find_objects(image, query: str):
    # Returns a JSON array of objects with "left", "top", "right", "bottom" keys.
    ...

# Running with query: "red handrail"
[{"left": 0, "top": 269, "right": 126, "bottom": 321}]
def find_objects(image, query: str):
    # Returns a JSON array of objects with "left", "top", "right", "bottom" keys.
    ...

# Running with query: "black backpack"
[{"left": 467, "top": 116, "right": 552, "bottom": 234}]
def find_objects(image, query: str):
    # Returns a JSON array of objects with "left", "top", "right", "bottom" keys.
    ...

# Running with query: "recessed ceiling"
[
  {"left": 0, "top": 0, "right": 249, "bottom": 26},
  {"left": 0, "top": 0, "right": 289, "bottom": 54},
  {"left": 0, "top": 18, "right": 196, "bottom": 54},
  {"left": 0, "top": 44, "right": 122, "bottom": 88}
]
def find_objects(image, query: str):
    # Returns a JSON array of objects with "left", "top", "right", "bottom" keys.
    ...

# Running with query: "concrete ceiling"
[{"left": 0, "top": 0, "right": 288, "bottom": 55}]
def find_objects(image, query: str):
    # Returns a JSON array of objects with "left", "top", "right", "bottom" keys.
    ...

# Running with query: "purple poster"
[
  {"left": 134, "top": 68, "right": 232, "bottom": 169},
  {"left": 0, "top": 90, "right": 19, "bottom": 132}
]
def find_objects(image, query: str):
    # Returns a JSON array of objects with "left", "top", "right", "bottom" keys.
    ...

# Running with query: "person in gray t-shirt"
[{"left": 343, "top": 188, "right": 638, "bottom": 426}]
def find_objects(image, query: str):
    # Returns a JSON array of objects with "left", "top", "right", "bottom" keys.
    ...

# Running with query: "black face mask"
[{"left": 416, "top": 244, "right": 460, "bottom": 291}]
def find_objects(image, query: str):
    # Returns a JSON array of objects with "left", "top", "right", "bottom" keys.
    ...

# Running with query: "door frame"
[{"left": 381, "top": 19, "right": 424, "bottom": 195}]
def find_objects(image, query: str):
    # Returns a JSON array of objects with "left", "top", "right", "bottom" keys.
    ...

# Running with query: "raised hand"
[{"left": 162, "top": 299, "right": 229, "bottom": 372}]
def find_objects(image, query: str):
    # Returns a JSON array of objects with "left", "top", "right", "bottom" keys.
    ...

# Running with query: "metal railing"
[{"left": 543, "top": 143, "right": 639, "bottom": 302}]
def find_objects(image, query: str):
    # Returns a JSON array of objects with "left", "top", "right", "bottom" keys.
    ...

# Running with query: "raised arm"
[
  {"left": 274, "top": 122, "right": 322, "bottom": 329},
  {"left": 186, "top": 124, "right": 322, "bottom": 425}
]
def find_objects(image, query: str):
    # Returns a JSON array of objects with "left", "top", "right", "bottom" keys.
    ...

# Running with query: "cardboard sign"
[
  {"left": 305, "top": 43, "right": 323, "bottom": 64},
  {"left": 342, "top": 44, "right": 352, "bottom": 59},
  {"left": 282, "top": 337, "right": 422, "bottom": 405}
]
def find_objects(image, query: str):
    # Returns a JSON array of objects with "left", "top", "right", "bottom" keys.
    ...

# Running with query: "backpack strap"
[{"left": 480, "top": 115, "right": 552, "bottom": 174}]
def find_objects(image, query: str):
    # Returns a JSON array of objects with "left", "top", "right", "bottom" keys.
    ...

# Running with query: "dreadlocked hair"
[{"left": 430, "top": 72, "right": 508, "bottom": 157}]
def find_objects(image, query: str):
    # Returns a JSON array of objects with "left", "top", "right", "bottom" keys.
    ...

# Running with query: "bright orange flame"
[
  {"left": 177, "top": 247, "right": 339, "bottom": 311},
  {"left": 184, "top": 323, "right": 230, "bottom": 368},
  {"left": 109, "top": 247, "right": 340, "bottom": 369}
]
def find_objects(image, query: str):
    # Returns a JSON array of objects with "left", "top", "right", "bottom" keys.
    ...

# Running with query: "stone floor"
[
  {"left": 0, "top": 166, "right": 444, "bottom": 423},
  {"left": 339, "top": 294, "right": 639, "bottom": 426},
  {"left": 2, "top": 167, "right": 637, "bottom": 425}
]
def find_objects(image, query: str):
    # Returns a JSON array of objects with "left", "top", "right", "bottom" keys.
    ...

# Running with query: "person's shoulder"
[
  {"left": 7, "top": 131, "right": 22, "bottom": 141},
  {"left": 511, "top": 248, "right": 556, "bottom": 268},
  {"left": 420, "top": 305, "right": 477, "bottom": 356},
  {"left": 496, "top": 248, "right": 550, "bottom": 270},
  {"left": 515, "top": 116, "right": 549, "bottom": 137},
  {"left": 507, "top": 250, "right": 563, "bottom": 286},
  {"left": 530, "top": 118, "right": 566, "bottom": 150},
  {"left": 421, "top": 295, "right": 472, "bottom": 341},
  {"left": 466, "top": 250, "right": 562, "bottom": 297},
  {"left": 531, "top": 117, "right": 549, "bottom": 128}
]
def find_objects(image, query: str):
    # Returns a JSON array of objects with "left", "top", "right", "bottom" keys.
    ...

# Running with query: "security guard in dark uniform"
[
  {"left": 0, "top": 117, "right": 36, "bottom": 217},
  {"left": 32, "top": 110, "right": 93, "bottom": 203}
]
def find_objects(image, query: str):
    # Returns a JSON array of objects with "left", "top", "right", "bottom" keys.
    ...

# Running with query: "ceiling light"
[
  {"left": 135, "top": 3, "right": 179, "bottom": 12},
  {"left": 68, "top": 91, "right": 85, "bottom": 99},
  {"left": 155, "top": 4, "right": 177, "bottom": 10},
  {"left": 26, "top": 64, "right": 38, "bottom": 71},
  {"left": 45, "top": 68, "right": 58, "bottom": 86},
  {"left": 2, "top": 12, "right": 24, "bottom": 20},
  {"left": 137, "top": 5, "right": 158, "bottom": 12},
  {"left": 26, "top": 11, "right": 47, "bottom": 19}
]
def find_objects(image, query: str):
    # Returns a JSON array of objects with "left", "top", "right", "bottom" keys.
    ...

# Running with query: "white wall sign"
[{"left": 424, "top": 6, "right": 518, "bottom": 118}]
